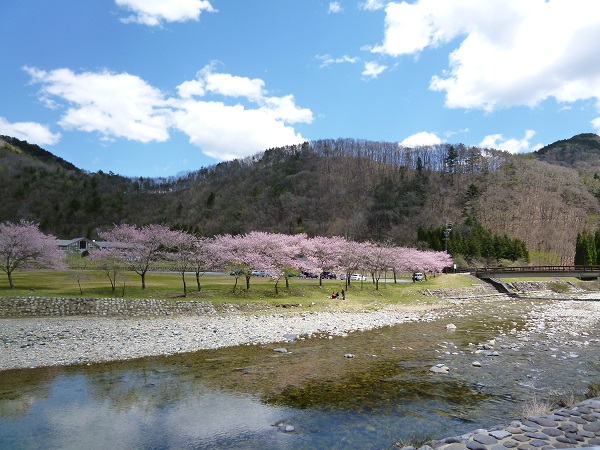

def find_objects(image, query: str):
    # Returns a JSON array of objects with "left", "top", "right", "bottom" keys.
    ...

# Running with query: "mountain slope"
[{"left": 1, "top": 135, "right": 599, "bottom": 264}]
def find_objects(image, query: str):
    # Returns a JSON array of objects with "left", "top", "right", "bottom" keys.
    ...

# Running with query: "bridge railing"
[{"left": 475, "top": 265, "right": 600, "bottom": 273}]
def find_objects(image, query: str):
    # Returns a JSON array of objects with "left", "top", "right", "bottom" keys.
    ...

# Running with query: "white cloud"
[
  {"left": 199, "top": 64, "right": 265, "bottom": 100},
  {"left": 328, "top": 2, "right": 343, "bottom": 14},
  {"left": 25, "top": 64, "right": 313, "bottom": 161},
  {"left": 400, "top": 131, "right": 441, "bottom": 147},
  {"left": 371, "top": 0, "right": 600, "bottom": 113},
  {"left": 361, "top": 0, "right": 385, "bottom": 11},
  {"left": 479, "top": 130, "right": 542, "bottom": 154},
  {"left": 593, "top": 117, "right": 600, "bottom": 132},
  {"left": 173, "top": 101, "right": 306, "bottom": 160},
  {"left": 362, "top": 61, "right": 387, "bottom": 79},
  {"left": 0, "top": 117, "right": 61, "bottom": 146},
  {"left": 176, "top": 79, "right": 205, "bottom": 99},
  {"left": 315, "top": 54, "right": 359, "bottom": 68},
  {"left": 116, "top": 0, "right": 215, "bottom": 26},
  {"left": 25, "top": 67, "right": 171, "bottom": 143}
]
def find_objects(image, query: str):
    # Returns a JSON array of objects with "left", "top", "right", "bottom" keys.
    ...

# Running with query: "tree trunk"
[
  {"left": 196, "top": 271, "right": 202, "bottom": 292},
  {"left": 141, "top": 272, "right": 146, "bottom": 289},
  {"left": 181, "top": 272, "right": 187, "bottom": 297},
  {"left": 8, "top": 271, "right": 14, "bottom": 289},
  {"left": 245, "top": 274, "right": 251, "bottom": 290}
]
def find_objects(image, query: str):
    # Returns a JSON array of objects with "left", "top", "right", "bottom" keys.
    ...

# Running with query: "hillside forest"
[{"left": 2, "top": 133, "right": 600, "bottom": 267}]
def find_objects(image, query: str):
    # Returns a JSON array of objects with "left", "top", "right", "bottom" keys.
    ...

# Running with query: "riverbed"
[{"left": 1, "top": 294, "right": 600, "bottom": 449}]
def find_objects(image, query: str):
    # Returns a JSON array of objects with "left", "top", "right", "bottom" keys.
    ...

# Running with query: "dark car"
[{"left": 321, "top": 271, "right": 337, "bottom": 279}]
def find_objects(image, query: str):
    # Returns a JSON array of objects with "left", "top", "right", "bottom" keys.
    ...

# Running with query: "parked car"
[
  {"left": 412, "top": 272, "right": 424, "bottom": 282},
  {"left": 301, "top": 271, "right": 319, "bottom": 278},
  {"left": 321, "top": 271, "right": 337, "bottom": 279},
  {"left": 252, "top": 270, "right": 271, "bottom": 277},
  {"left": 350, "top": 274, "right": 367, "bottom": 281}
]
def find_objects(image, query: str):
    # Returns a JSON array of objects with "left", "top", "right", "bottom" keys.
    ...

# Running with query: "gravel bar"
[{"left": 0, "top": 308, "right": 439, "bottom": 371}]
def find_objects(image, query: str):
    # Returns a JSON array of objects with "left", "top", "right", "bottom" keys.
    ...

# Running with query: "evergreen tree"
[{"left": 574, "top": 231, "right": 597, "bottom": 265}]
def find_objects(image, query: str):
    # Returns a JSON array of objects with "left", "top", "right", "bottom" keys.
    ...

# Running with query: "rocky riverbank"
[
  {"left": 0, "top": 307, "right": 441, "bottom": 371},
  {"left": 427, "top": 397, "right": 600, "bottom": 450},
  {"left": 1, "top": 290, "right": 600, "bottom": 372}
]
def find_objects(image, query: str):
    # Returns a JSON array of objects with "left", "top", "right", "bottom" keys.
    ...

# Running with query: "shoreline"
[
  {"left": 1, "top": 290, "right": 600, "bottom": 372},
  {"left": 0, "top": 306, "right": 443, "bottom": 371}
]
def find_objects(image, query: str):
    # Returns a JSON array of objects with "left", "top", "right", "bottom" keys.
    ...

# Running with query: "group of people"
[{"left": 329, "top": 289, "right": 345, "bottom": 300}]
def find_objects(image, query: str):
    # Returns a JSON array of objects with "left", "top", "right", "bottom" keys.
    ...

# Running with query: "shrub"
[{"left": 547, "top": 281, "right": 570, "bottom": 293}]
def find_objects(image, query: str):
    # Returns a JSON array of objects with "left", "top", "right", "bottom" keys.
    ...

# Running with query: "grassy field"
[{"left": 0, "top": 270, "right": 480, "bottom": 310}]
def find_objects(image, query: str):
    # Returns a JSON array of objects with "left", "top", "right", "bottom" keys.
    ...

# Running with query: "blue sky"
[{"left": 1, "top": 0, "right": 600, "bottom": 177}]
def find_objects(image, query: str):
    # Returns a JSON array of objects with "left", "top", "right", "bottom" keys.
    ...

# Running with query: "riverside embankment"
[{"left": 1, "top": 287, "right": 600, "bottom": 449}]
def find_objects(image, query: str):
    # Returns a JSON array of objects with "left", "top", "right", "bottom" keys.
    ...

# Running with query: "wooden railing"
[{"left": 475, "top": 265, "right": 600, "bottom": 273}]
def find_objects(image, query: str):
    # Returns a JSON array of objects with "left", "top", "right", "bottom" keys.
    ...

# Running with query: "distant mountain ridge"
[
  {"left": 0, "top": 135, "right": 79, "bottom": 171},
  {"left": 534, "top": 133, "right": 600, "bottom": 171}
]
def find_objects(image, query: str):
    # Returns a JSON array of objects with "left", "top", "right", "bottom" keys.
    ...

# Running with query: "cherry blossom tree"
[
  {"left": 99, "top": 223, "right": 174, "bottom": 289},
  {"left": 260, "top": 233, "right": 306, "bottom": 293},
  {"left": 215, "top": 232, "right": 306, "bottom": 293},
  {"left": 192, "top": 237, "right": 219, "bottom": 292},
  {"left": 89, "top": 247, "right": 125, "bottom": 292},
  {"left": 363, "top": 241, "right": 396, "bottom": 290},
  {"left": 0, "top": 220, "right": 64, "bottom": 289},
  {"left": 162, "top": 229, "right": 196, "bottom": 296},
  {"left": 214, "top": 233, "right": 263, "bottom": 292},
  {"left": 304, "top": 236, "right": 347, "bottom": 286},
  {"left": 338, "top": 239, "right": 367, "bottom": 289}
]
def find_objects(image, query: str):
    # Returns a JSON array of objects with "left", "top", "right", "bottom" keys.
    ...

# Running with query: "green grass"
[{"left": 0, "top": 270, "right": 479, "bottom": 310}]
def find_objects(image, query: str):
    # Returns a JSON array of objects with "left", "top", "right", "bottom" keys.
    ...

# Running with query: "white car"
[{"left": 350, "top": 274, "right": 367, "bottom": 281}]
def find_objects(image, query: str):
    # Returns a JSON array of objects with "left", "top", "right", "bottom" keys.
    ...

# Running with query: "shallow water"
[{"left": 1, "top": 298, "right": 599, "bottom": 449}]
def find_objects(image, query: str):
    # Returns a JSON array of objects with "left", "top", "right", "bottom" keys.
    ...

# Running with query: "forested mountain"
[{"left": 2, "top": 133, "right": 600, "bottom": 265}]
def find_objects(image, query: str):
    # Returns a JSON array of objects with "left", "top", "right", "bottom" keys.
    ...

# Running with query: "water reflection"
[{"left": 1, "top": 298, "right": 599, "bottom": 449}]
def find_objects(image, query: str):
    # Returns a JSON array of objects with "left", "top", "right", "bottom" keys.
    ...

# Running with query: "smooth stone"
[
  {"left": 512, "top": 435, "right": 530, "bottom": 442},
  {"left": 516, "top": 444, "right": 532, "bottom": 450},
  {"left": 589, "top": 438, "right": 600, "bottom": 445},
  {"left": 284, "top": 425, "right": 295, "bottom": 432},
  {"left": 528, "top": 440, "right": 547, "bottom": 447},
  {"left": 506, "top": 427, "right": 523, "bottom": 434},
  {"left": 490, "top": 445, "right": 509, "bottom": 450},
  {"left": 466, "top": 441, "right": 487, "bottom": 450},
  {"left": 273, "top": 347, "right": 288, "bottom": 353},
  {"left": 583, "top": 422, "right": 600, "bottom": 432},
  {"left": 344, "top": 353, "right": 355, "bottom": 358},
  {"left": 473, "top": 434, "right": 498, "bottom": 445},
  {"left": 570, "top": 417, "right": 587, "bottom": 424},
  {"left": 442, "top": 444, "right": 468, "bottom": 450},
  {"left": 556, "top": 436, "right": 577, "bottom": 444},
  {"left": 502, "top": 440, "right": 519, "bottom": 448},
  {"left": 564, "top": 432, "right": 585, "bottom": 442},
  {"left": 521, "top": 422, "right": 540, "bottom": 430},
  {"left": 529, "top": 417, "right": 558, "bottom": 427},
  {"left": 578, "top": 430, "right": 596, "bottom": 438},
  {"left": 524, "top": 432, "right": 549, "bottom": 440},
  {"left": 472, "top": 361, "right": 482, "bottom": 367},
  {"left": 540, "top": 428, "right": 563, "bottom": 437},
  {"left": 553, "top": 444, "right": 576, "bottom": 449},
  {"left": 558, "top": 424, "right": 579, "bottom": 433},
  {"left": 430, "top": 365, "right": 449, "bottom": 374},
  {"left": 489, "top": 430, "right": 512, "bottom": 440}
]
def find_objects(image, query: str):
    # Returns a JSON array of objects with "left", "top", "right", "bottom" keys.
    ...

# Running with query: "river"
[{"left": 1, "top": 297, "right": 599, "bottom": 449}]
